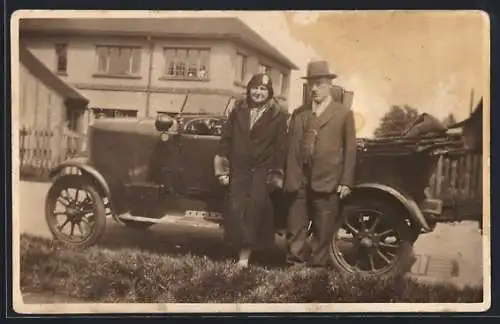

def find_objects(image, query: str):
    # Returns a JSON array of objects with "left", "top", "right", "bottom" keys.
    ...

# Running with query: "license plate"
[{"left": 185, "top": 210, "right": 223, "bottom": 220}]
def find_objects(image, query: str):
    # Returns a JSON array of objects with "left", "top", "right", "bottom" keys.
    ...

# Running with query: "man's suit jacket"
[{"left": 283, "top": 99, "right": 357, "bottom": 193}]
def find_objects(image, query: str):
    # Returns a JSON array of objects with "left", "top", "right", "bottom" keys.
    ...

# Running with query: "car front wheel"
[
  {"left": 45, "top": 175, "right": 107, "bottom": 249},
  {"left": 329, "top": 199, "right": 416, "bottom": 280}
]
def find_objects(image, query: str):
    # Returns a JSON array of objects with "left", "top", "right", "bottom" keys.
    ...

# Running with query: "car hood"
[{"left": 90, "top": 118, "right": 156, "bottom": 134}]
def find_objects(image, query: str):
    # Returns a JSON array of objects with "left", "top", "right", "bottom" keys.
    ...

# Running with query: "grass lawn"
[{"left": 19, "top": 234, "right": 482, "bottom": 303}]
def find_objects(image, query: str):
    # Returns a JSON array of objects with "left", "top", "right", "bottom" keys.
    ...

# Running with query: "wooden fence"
[
  {"left": 427, "top": 151, "right": 483, "bottom": 221},
  {"left": 17, "top": 126, "right": 483, "bottom": 219},
  {"left": 18, "top": 127, "right": 86, "bottom": 181}
]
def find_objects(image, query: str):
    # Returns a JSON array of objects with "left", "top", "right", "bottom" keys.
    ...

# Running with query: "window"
[
  {"left": 279, "top": 72, "right": 289, "bottom": 95},
  {"left": 235, "top": 53, "right": 247, "bottom": 83},
  {"left": 114, "top": 110, "right": 138, "bottom": 118},
  {"left": 258, "top": 63, "right": 271, "bottom": 75},
  {"left": 92, "top": 108, "right": 138, "bottom": 119},
  {"left": 95, "top": 45, "right": 141, "bottom": 76},
  {"left": 182, "top": 94, "right": 233, "bottom": 115},
  {"left": 163, "top": 47, "right": 210, "bottom": 80},
  {"left": 66, "top": 109, "right": 81, "bottom": 132},
  {"left": 276, "top": 72, "right": 284, "bottom": 95},
  {"left": 55, "top": 43, "right": 68, "bottom": 74}
]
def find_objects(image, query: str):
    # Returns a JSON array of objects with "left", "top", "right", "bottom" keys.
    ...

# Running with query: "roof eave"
[
  {"left": 229, "top": 36, "right": 298, "bottom": 70},
  {"left": 20, "top": 25, "right": 300, "bottom": 70},
  {"left": 447, "top": 98, "right": 483, "bottom": 129},
  {"left": 19, "top": 43, "right": 90, "bottom": 104}
]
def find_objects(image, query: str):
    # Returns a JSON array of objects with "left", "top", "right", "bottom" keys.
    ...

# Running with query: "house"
[
  {"left": 19, "top": 17, "right": 299, "bottom": 133},
  {"left": 19, "top": 43, "right": 89, "bottom": 160},
  {"left": 447, "top": 97, "right": 483, "bottom": 153},
  {"left": 19, "top": 43, "right": 89, "bottom": 131}
]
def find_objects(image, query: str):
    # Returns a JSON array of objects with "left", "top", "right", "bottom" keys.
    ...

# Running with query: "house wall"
[
  {"left": 22, "top": 34, "right": 293, "bottom": 119},
  {"left": 19, "top": 62, "right": 66, "bottom": 129},
  {"left": 149, "top": 39, "right": 234, "bottom": 90},
  {"left": 19, "top": 61, "right": 72, "bottom": 159},
  {"left": 25, "top": 36, "right": 150, "bottom": 88},
  {"left": 230, "top": 43, "right": 291, "bottom": 102}
]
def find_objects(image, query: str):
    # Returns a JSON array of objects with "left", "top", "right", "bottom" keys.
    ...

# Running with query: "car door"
[
  {"left": 147, "top": 119, "right": 183, "bottom": 194},
  {"left": 178, "top": 116, "right": 227, "bottom": 199}
]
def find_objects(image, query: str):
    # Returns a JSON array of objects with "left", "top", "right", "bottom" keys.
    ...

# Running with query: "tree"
[
  {"left": 373, "top": 105, "right": 419, "bottom": 138},
  {"left": 441, "top": 113, "right": 457, "bottom": 127}
]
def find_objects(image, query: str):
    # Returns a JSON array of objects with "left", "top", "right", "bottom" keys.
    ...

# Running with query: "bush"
[{"left": 20, "top": 234, "right": 483, "bottom": 303}]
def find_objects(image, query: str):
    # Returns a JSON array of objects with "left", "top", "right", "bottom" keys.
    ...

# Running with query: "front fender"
[
  {"left": 349, "top": 183, "right": 431, "bottom": 232},
  {"left": 49, "top": 158, "right": 125, "bottom": 216}
]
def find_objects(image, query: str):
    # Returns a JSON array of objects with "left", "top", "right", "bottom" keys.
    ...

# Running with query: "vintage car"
[{"left": 44, "top": 93, "right": 464, "bottom": 280}]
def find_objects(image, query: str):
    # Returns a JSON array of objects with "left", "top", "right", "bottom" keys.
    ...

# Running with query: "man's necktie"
[
  {"left": 309, "top": 111, "right": 319, "bottom": 157},
  {"left": 303, "top": 111, "right": 318, "bottom": 166}
]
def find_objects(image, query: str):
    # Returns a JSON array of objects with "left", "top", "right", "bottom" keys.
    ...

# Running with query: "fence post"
[
  {"left": 434, "top": 155, "right": 444, "bottom": 197},
  {"left": 19, "top": 126, "right": 72, "bottom": 181},
  {"left": 19, "top": 127, "right": 27, "bottom": 173}
]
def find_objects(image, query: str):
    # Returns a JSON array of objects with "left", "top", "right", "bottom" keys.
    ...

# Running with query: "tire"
[
  {"left": 329, "top": 199, "right": 416, "bottom": 280},
  {"left": 45, "top": 175, "right": 107, "bottom": 249}
]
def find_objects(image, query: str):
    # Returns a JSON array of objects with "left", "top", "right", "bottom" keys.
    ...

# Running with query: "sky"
[
  {"left": 282, "top": 11, "right": 489, "bottom": 137},
  {"left": 18, "top": 10, "right": 489, "bottom": 137},
  {"left": 199, "top": 10, "right": 488, "bottom": 137}
]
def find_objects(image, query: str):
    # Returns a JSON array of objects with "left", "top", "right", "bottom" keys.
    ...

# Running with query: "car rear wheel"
[
  {"left": 329, "top": 199, "right": 416, "bottom": 280},
  {"left": 45, "top": 175, "right": 107, "bottom": 249}
]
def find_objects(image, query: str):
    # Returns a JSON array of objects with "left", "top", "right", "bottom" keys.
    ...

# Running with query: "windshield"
[{"left": 181, "top": 93, "right": 234, "bottom": 115}]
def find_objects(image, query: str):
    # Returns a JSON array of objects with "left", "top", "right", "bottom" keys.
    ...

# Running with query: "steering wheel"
[{"left": 184, "top": 118, "right": 224, "bottom": 136}]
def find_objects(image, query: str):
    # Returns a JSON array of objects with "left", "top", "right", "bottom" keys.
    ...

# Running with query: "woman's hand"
[
  {"left": 218, "top": 175, "right": 230, "bottom": 186},
  {"left": 267, "top": 171, "right": 284, "bottom": 191},
  {"left": 337, "top": 184, "right": 351, "bottom": 199}
]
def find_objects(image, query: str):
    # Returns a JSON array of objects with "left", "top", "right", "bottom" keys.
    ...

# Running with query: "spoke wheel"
[
  {"left": 45, "top": 175, "right": 106, "bottom": 248},
  {"left": 329, "top": 199, "right": 415, "bottom": 280}
]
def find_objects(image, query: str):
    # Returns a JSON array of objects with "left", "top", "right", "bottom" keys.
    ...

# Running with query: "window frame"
[
  {"left": 275, "top": 71, "right": 284, "bottom": 95},
  {"left": 66, "top": 108, "right": 81, "bottom": 132},
  {"left": 234, "top": 52, "right": 247, "bottom": 84},
  {"left": 160, "top": 46, "right": 211, "bottom": 81},
  {"left": 258, "top": 62, "right": 272, "bottom": 75},
  {"left": 279, "top": 71, "right": 289, "bottom": 96},
  {"left": 93, "top": 45, "right": 143, "bottom": 78},
  {"left": 54, "top": 43, "right": 68, "bottom": 75},
  {"left": 92, "top": 108, "right": 138, "bottom": 119}
]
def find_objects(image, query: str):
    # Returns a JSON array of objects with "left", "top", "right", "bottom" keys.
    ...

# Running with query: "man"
[{"left": 284, "top": 60, "right": 357, "bottom": 268}]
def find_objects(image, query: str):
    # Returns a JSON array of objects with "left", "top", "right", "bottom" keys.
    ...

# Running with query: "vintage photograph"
[{"left": 11, "top": 10, "right": 490, "bottom": 313}]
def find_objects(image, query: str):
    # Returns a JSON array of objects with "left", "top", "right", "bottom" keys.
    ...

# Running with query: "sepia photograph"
[{"left": 10, "top": 9, "right": 490, "bottom": 313}]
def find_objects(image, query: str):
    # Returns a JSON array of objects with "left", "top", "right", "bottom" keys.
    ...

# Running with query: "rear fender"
[
  {"left": 49, "top": 158, "right": 126, "bottom": 217},
  {"left": 346, "top": 183, "right": 431, "bottom": 232}
]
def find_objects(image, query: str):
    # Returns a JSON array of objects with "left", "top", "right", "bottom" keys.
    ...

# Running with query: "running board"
[
  {"left": 117, "top": 213, "right": 222, "bottom": 230},
  {"left": 117, "top": 214, "right": 292, "bottom": 238}
]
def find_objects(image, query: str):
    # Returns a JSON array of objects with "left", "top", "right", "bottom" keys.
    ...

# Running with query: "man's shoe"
[{"left": 286, "top": 256, "right": 308, "bottom": 268}]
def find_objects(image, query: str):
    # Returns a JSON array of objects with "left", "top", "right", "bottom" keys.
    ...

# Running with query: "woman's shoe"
[
  {"left": 237, "top": 248, "right": 252, "bottom": 268},
  {"left": 237, "top": 260, "right": 249, "bottom": 268}
]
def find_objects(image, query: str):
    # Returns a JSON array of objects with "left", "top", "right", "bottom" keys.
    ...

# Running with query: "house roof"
[
  {"left": 447, "top": 97, "right": 483, "bottom": 129},
  {"left": 19, "top": 17, "right": 299, "bottom": 70},
  {"left": 19, "top": 43, "right": 89, "bottom": 104}
]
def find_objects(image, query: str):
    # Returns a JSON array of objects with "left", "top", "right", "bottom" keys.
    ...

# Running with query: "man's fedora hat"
[{"left": 302, "top": 60, "right": 337, "bottom": 80}]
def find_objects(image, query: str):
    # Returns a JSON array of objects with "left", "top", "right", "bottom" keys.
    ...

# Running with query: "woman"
[{"left": 214, "top": 73, "right": 289, "bottom": 267}]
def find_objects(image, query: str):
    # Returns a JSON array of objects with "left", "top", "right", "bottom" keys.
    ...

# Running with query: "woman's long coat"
[{"left": 216, "top": 99, "right": 288, "bottom": 250}]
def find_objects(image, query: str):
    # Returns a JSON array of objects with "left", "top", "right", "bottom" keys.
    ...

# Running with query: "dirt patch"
[{"left": 413, "top": 221, "right": 483, "bottom": 288}]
